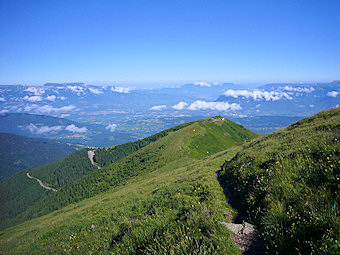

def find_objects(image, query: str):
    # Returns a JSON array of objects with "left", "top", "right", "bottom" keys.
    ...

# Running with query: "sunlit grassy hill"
[
  {"left": 220, "top": 108, "right": 340, "bottom": 254},
  {"left": 0, "top": 116, "right": 257, "bottom": 254},
  {"left": 1, "top": 109, "right": 337, "bottom": 254}
]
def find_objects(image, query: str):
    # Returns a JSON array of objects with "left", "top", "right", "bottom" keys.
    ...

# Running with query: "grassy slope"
[
  {"left": 0, "top": 117, "right": 256, "bottom": 254},
  {"left": 0, "top": 121, "right": 193, "bottom": 230},
  {"left": 10, "top": 117, "right": 256, "bottom": 229},
  {"left": 220, "top": 108, "right": 340, "bottom": 254},
  {"left": 0, "top": 132, "right": 77, "bottom": 180}
]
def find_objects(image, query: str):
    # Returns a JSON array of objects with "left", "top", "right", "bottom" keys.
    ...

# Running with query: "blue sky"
[{"left": 0, "top": 0, "right": 339, "bottom": 87}]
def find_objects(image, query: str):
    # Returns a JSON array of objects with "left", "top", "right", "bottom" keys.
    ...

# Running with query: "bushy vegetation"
[{"left": 220, "top": 108, "right": 340, "bottom": 254}]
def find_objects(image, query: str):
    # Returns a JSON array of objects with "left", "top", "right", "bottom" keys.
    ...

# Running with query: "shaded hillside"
[
  {"left": 0, "top": 149, "right": 98, "bottom": 229},
  {"left": 0, "top": 132, "right": 78, "bottom": 180},
  {"left": 220, "top": 108, "right": 339, "bottom": 254},
  {"left": 0, "top": 116, "right": 256, "bottom": 254}
]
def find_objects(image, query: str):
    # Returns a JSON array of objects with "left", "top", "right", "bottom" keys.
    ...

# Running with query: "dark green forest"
[{"left": 0, "top": 132, "right": 78, "bottom": 180}]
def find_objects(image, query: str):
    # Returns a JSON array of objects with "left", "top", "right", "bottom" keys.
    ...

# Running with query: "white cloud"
[
  {"left": 36, "top": 105, "right": 75, "bottom": 114},
  {"left": 194, "top": 82, "right": 211, "bottom": 87},
  {"left": 46, "top": 95, "right": 56, "bottom": 101},
  {"left": 88, "top": 87, "right": 103, "bottom": 94},
  {"left": 150, "top": 105, "right": 167, "bottom": 111},
  {"left": 23, "top": 95, "right": 43, "bottom": 102},
  {"left": 66, "top": 85, "right": 85, "bottom": 95},
  {"left": 0, "top": 109, "right": 8, "bottom": 114},
  {"left": 22, "top": 123, "right": 64, "bottom": 134},
  {"left": 172, "top": 101, "right": 188, "bottom": 110},
  {"left": 327, "top": 91, "right": 339, "bottom": 98},
  {"left": 223, "top": 89, "right": 292, "bottom": 101},
  {"left": 60, "top": 96, "right": 67, "bottom": 100},
  {"left": 0, "top": 97, "right": 5, "bottom": 102},
  {"left": 111, "top": 86, "right": 132, "bottom": 93},
  {"left": 283, "top": 86, "right": 315, "bottom": 93},
  {"left": 105, "top": 123, "right": 118, "bottom": 132},
  {"left": 65, "top": 124, "right": 88, "bottom": 133},
  {"left": 188, "top": 100, "right": 241, "bottom": 111},
  {"left": 24, "top": 104, "right": 76, "bottom": 114},
  {"left": 19, "top": 123, "right": 87, "bottom": 134},
  {"left": 24, "top": 104, "right": 38, "bottom": 112},
  {"left": 24, "top": 87, "right": 45, "bottom": 95},
  {"left": 212, "top": 82, "right": 222, "bottom": 86}
]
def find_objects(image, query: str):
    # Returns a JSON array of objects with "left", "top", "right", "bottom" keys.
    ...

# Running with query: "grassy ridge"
[
  {"left": 11, "top": 117, "right": 256, "bottom": 230},
  {"left": 0, "top": 121, "right": 194, "bottom": 230},
  {"left": 220, "top": 108, "right": 340, "bottom": 254},
  {"left": 0, "top": 117, "right": 255, "bottom": 254},
  {"left": 93, "top": 121, "right": 193, "bottom": 168},
  {"left": 0, "top": 149, "right": 241, "bottom": 254}
]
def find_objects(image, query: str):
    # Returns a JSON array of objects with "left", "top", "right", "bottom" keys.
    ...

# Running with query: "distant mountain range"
[
  {"left": 0, "top": 81, "right": 339, "bottom": 147},
  {"left": 0, "top": 82, "right": 338, "bottom": 120}
]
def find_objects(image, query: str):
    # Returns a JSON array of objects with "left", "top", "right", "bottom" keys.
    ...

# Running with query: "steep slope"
[
  {"left": 0, "top": 121, "right": 197, "bottom": 230},
  {"left": 0, "top": 120, "right": 252, "bottom": 254},
  {"left": 0, "top": 132, "right": 78, "bottom": 180},
  {"left": 220, "top": 108, "right": 339, "bottom": 254}
]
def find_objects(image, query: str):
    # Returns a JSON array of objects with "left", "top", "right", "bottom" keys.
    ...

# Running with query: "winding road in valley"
[
  {"left": 26, "top": 172, "right": 57, "bottom": 192},
  {"left": 26, "top": 150, "right": 99, "bottom": 192}
]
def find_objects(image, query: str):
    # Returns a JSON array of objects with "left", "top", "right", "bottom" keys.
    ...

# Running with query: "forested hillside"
[
  {"left": 0, "top": 132, "right": 77, "bottom": 180},
  {"left": 220, "top": 108, "right": 339, "bottom": 254}
]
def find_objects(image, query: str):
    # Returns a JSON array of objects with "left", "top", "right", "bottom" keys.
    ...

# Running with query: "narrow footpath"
[
  {"left": 88, "top": 150, "right": 101, "bottom": 169},
  {"left": 26, "top": 172, "right": 57, "bottom": 192},
  {"left": 216, "top": 169, "right": 262, "bottom": 254}
]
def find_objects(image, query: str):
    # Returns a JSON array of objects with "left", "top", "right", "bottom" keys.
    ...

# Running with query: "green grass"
[
  {"left": 5, "top": 109, "right": 337, "bottom": 254},
  {"left": 0, "top": 146, "right": 241, "bottom": 254},
  {"left": 220, "top": 108, "right": 340, "bottom": 254},
  {"left": 0, "top": 116, "right": 256, "bottom": 254},
  {"left": 6, "top": 117, "right": 256, "bottom": 230}
]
